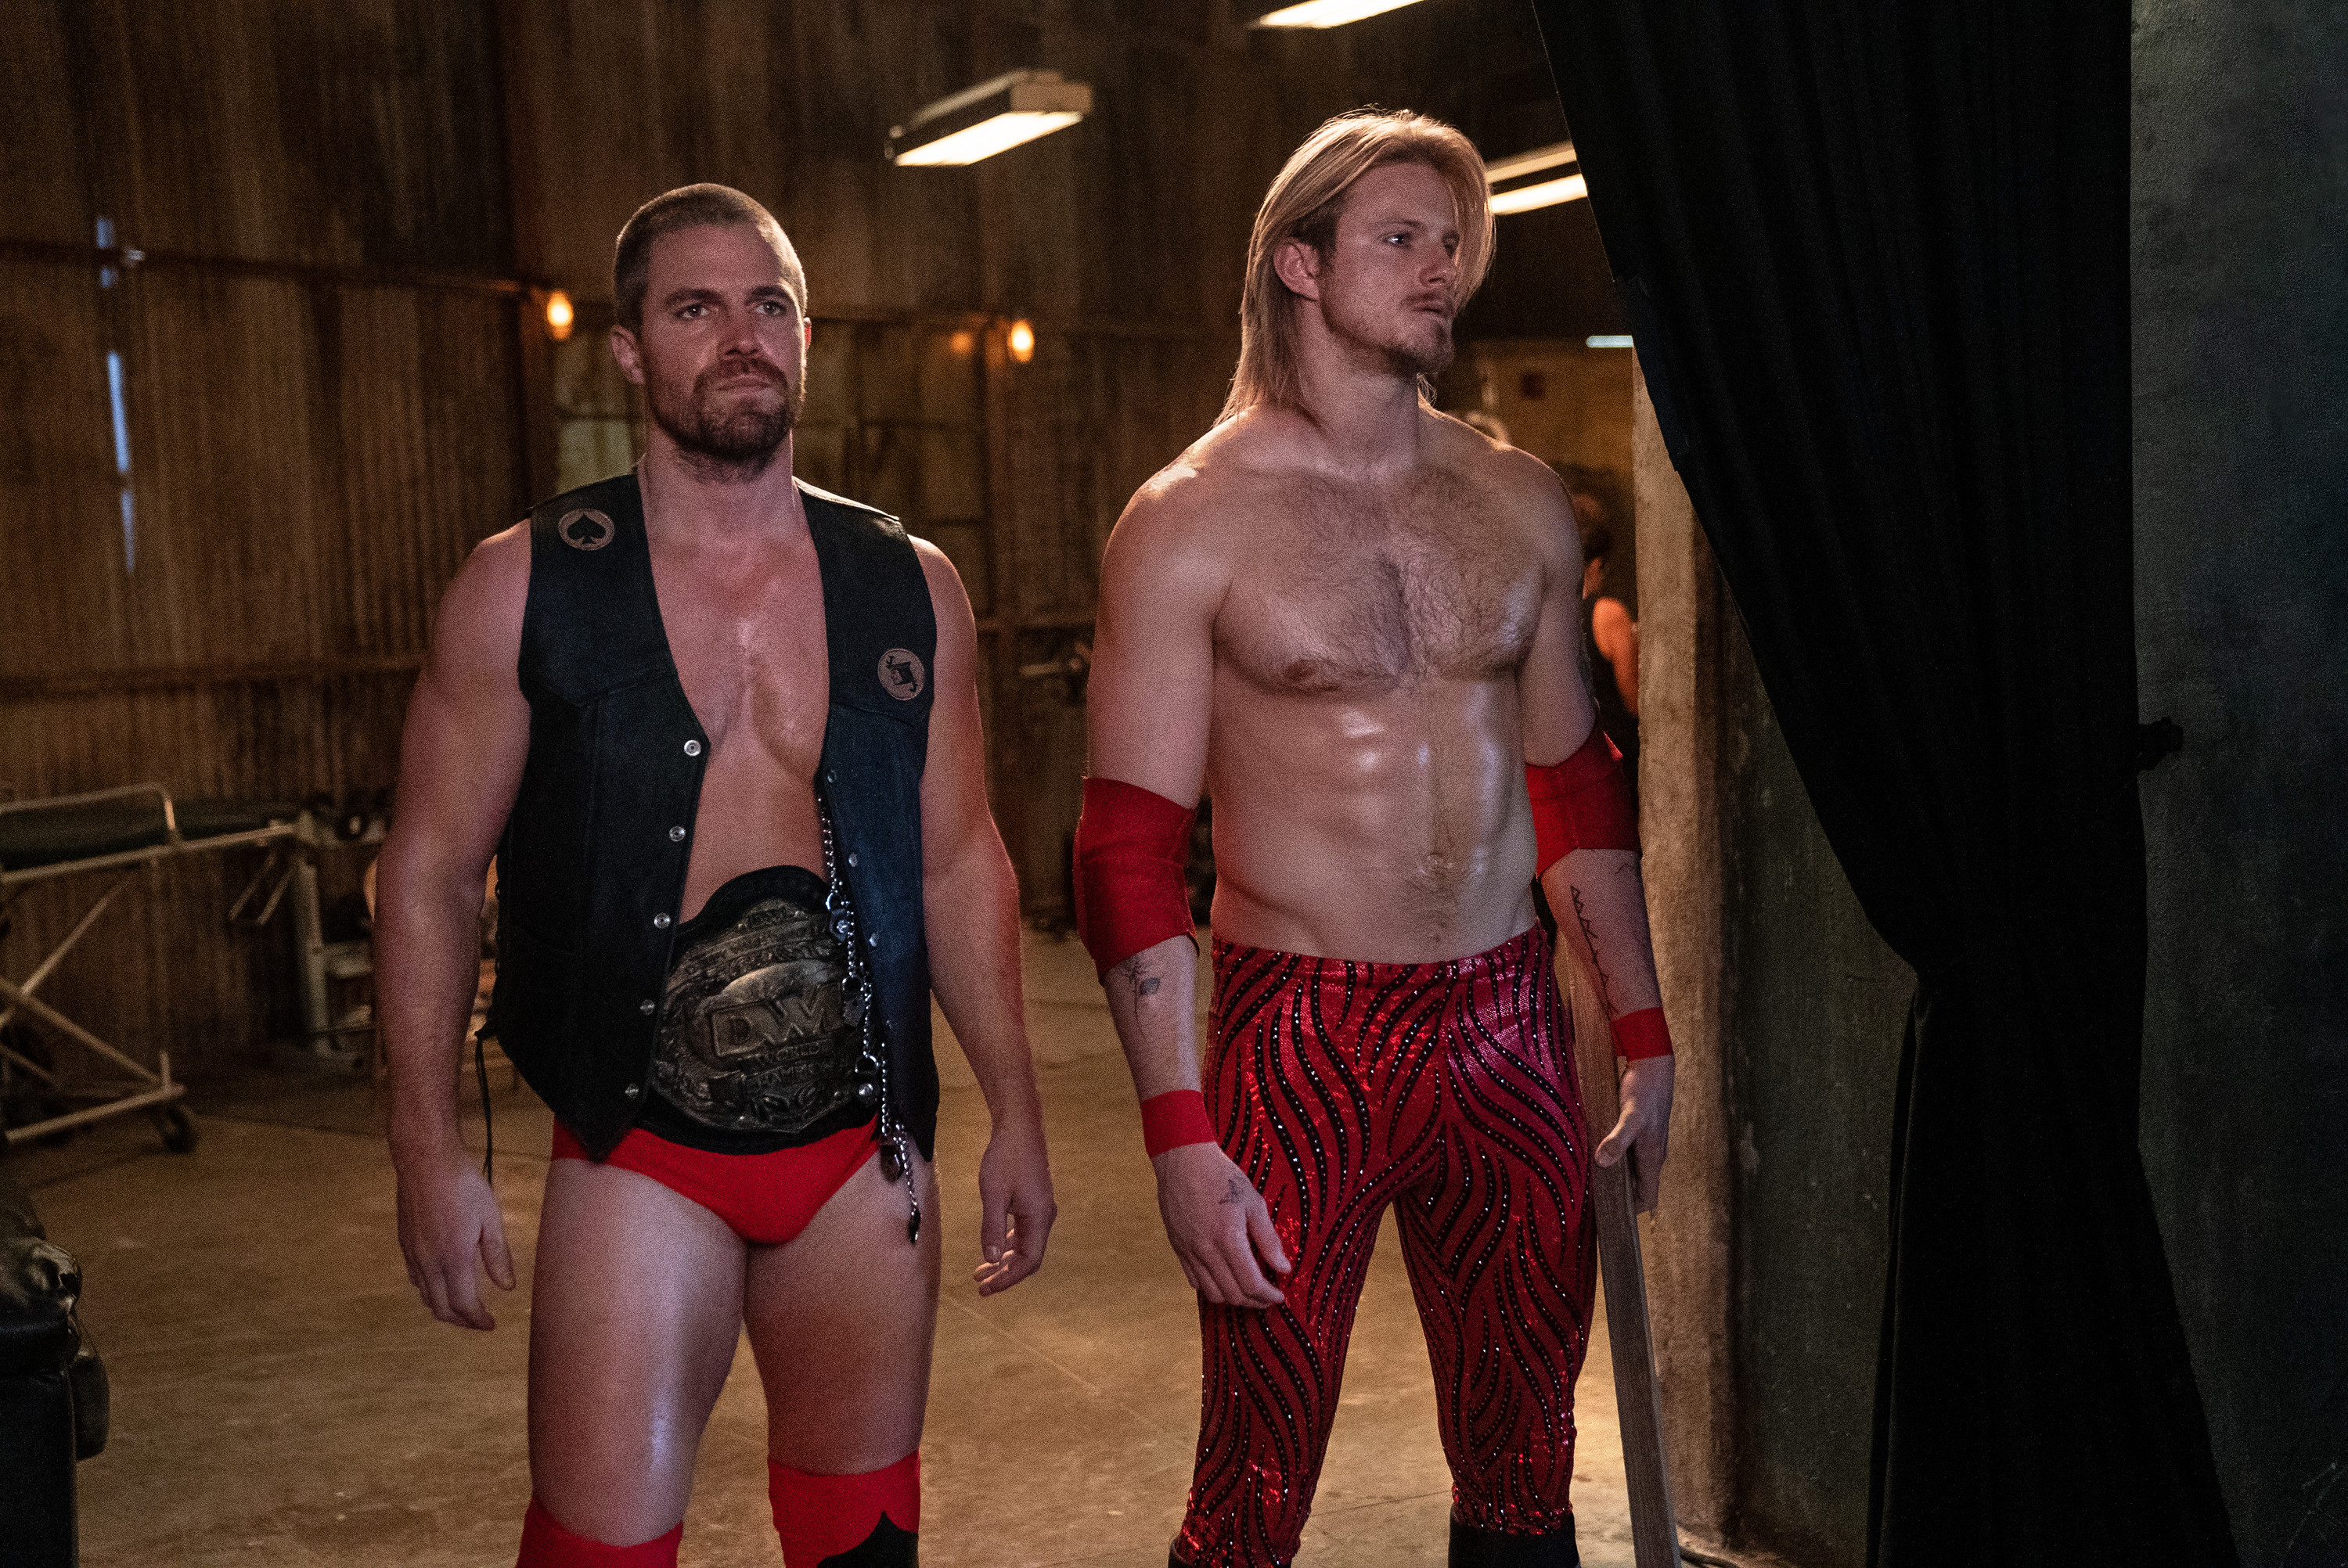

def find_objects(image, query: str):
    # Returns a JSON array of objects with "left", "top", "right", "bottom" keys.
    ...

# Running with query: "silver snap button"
[
  {"left": 682, "top": 739, "right": 702, "bottom": 757},
  {"left": 867, "top": 933, "right": 880, "bottom": 948},
  {"left": 845, "top": 852, "right": 857, "bottom": 867},
  {"left": 638, "top": 998, "right": 656, "bottom": 1016},
  {"left": 668, "top": 825, "right": 686, "bottom": 842},
  {"left": 621, "top": 1084, "right": 640, "bottom": 1099},
  {"left": 652, "top": 912, "right": 672, "bottom": 930}
]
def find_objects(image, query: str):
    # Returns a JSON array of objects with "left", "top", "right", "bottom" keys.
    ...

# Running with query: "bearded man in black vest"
[{"left": 377, "top": 185, "right": 1056, "bottom": 1568}]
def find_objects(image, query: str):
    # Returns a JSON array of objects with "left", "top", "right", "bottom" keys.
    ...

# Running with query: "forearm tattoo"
[
  {"left": 1567, "top": 883, "right": 1621, "bottom": 1018},
  {"left": 1112, "top": 955, "right": 1165, "bottom": 1005}
]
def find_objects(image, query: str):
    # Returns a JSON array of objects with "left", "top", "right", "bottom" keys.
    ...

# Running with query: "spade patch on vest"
[
  {"left": 557, "top": 508, "right": 614, "bottom": 552},
  {"left": 877, "top": 648, "right": 926, "bottom": 701}
]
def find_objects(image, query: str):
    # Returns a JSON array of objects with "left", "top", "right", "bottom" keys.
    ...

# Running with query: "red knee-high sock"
[
  {"left": 768, "top": 1452, "right": 920, "bottom": 1566},
  {"left": 516, "top": 1498, "right": 682, "bottom": 1567}
]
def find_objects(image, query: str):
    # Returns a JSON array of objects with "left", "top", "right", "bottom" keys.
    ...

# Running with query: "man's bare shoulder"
[
  {"left": 1129, "top": 405, "right": 1328, "bottom": 521},
  {"left": 1424, "top": 411, "right": 1581, "bottom": 552},
  {"left": 908, "top": 534, "right": 977, "bottom": 631},
  {"left": 1104, "top": 419, "right": 1270, "bottom": 586},
  {"left": 427, "top": 522, "right": 531, "bottom": 678},
  {"left": 1424, "top": 409, "right": 1568, "bottom": 497}
]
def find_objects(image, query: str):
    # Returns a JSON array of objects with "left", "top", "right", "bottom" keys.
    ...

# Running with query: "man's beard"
[
  {"left": 1320, "top": 285, "right": 1455, "bottom": 383},
  {"left": 1380, "top": 318, "right": 1453, "bottom": 381},
  {"left": 647, "top": 358, "right": 802, "bottom": 479}
]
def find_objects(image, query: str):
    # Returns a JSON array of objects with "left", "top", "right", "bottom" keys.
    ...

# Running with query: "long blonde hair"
[{"left": 1223, "top": 110, "right": 1494, "bottom": 420}]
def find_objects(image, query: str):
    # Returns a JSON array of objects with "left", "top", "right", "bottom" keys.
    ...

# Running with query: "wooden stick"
[{"left": 1566, "top": 973, "right": 1684, "bottom": 1568}]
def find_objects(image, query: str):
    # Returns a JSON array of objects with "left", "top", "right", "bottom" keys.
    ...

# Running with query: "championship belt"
[{"left": 648, "top": 895, "right": 866, "bottom": 1137}]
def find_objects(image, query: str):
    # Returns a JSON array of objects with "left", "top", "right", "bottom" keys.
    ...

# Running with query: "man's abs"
[
  {"left": 681, "top": 757, "right": 824, "bottom": 919},
  {"left": 1204, "top": 677, "right": 1540, "bottom": 963}
]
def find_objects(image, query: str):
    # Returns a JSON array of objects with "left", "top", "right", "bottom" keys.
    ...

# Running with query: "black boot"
[
  {"left": 819, "top": 1516, "right": 917, "bottom": 1566},
  {"left": 1449, "top": 1516, "right": 1579, "bottom": 1567}
]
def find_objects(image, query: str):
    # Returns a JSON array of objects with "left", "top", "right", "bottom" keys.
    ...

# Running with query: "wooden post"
[{"left": 1566, "top": 971, "right": 1683, "bottom": 1568}]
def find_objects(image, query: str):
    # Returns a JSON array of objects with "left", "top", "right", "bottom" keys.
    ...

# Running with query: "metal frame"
[{"left": 1, "top": 783, "right": 296, "bottom": 1147}]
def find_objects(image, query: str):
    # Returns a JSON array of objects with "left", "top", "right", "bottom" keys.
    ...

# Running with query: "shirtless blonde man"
[
  {"left": 380, "top": 185, "right": 1053, "bottom": 1568},
  {"left": 1075, "top": 113, "right": 1676, "bottom": 1568}
]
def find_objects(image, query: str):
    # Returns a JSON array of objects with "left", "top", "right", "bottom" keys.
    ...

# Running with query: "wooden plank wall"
[
  {"left": 2, "top": 0, "right": 1586, "bottom": 1077},
  {"left": 0, "top": 0, "right": 520, "bottom": 1074}
]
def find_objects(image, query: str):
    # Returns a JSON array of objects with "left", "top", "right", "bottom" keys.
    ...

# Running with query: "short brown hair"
[
  {"left": 1561, "top": 462, "right": 1629, "bottom": 565},
  {"left": 1223, "top": 110, "right": 1494, "bottom": 419},
  {"left": 1579, "top": 517, "right": 1614, "bottom": 568},
  {"left": 612, "top": 184, "right": 805, "bottom": 331}
]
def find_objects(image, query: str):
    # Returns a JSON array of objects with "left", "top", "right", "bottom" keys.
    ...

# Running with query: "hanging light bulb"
[
  {"left": 1007, "top": 318, "right": 1036, "bottom": 363},
  {"left": 545, "top": 290, "right": 575, "bottom": 342}
]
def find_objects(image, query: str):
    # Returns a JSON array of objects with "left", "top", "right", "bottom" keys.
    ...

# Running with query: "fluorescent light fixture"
[
  {"left": 1586, "top": 336, "right": 1633, "bottom": 349},
  {"left": 1486, "top": 140, "right": 1590, "bottom": 215},
  {"left": 1489, "top": 173, "right": 1587, "bottom": 214},
  {"left": 1485, "top": 142, "right": 1579, "bottom": 183},
  {"left": 894, "top": 113, "right": 1084, "bottom": 166},
  {"left": 1251, "top": 0, "right": 1428, "bottom": 24},
  {"left": 888, "top": 70, "right": 1093, "bottom": 167}
]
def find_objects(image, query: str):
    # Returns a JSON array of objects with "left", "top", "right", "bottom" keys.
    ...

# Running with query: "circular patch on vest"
[
  {"left": 877, "top": 648, "right": 927, "bottom": 701},
  {"left": 556, "top": 508, "right": 615, "bottom": 552}
]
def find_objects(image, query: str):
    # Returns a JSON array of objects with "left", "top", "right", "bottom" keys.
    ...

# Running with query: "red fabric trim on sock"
[
  {"left": 1140, "top": 1088, "right": 1218, "bottom": 1158},
  {"left": 768, "top": 1451, "right": 920, "bottom": 1567},
  {"left": 1611, "top": 1006, "right": 1675, "bottom": 1059},
  {"left": 517, "top": 1498, "right": 682, "bottom": 1567}
]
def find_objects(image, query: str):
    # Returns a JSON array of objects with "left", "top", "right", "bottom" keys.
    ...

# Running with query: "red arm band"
[
  {"left": 1610, "top": 1006, "right": 1674, "bottom": 1059},
  {"left": 1073, "top": 775, "right": 1198, "bottom": 980},
  {"left": 1525, "top": 726, "right": 1639, "bottom": 876},
  {"left": 1140, "top": 1089, "right": 1219, "bottom": 1157}
]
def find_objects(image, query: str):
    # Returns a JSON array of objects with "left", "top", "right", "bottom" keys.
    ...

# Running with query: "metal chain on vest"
[{"left": 819, "top": 794, "right": 920, "bottom": 1246}]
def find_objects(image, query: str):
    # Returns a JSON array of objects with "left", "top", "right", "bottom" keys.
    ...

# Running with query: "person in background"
[{"left": 1575, "top": 501, "right": 1640, "bottom": 805}]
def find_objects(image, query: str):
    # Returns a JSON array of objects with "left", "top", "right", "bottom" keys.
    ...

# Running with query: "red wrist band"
[
  {"left": 1611, "top": 1006, "right": 1674, "bottom": 1059},
  {"left": 1525, "top": 725, "right": 1639, "bottom": 876},
  {"left": 1074, "top": 775, "right": 1199, "bottom": 980},
  {"left": 1140, "top": 1089, "right": 1218, "bottom": 1157}
]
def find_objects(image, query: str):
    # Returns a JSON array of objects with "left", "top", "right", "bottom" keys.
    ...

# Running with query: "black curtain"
[{"left": 1529, "top": 5, "right": 2235, "bottom": 1565}]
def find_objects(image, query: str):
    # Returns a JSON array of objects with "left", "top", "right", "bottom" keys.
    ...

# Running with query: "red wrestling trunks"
[
  {"left": 550, "top": 1117, "right": 878, "bottom": 1246},
  {"left": 1179, "top": 923, "right": 1594, "bottom": 1567}
]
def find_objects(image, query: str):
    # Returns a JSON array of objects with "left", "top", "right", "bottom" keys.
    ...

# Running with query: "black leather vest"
[{"left": 486, "top": 470, "right": 939, "bottom": 1160}]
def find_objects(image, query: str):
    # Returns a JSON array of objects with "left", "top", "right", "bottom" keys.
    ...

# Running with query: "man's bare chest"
[
  {"left": 1216, "top": 492, "right": 1543, "bottom": 696},
  {"left": 651, "top": 554, "right": 830, "bottom": 766}
]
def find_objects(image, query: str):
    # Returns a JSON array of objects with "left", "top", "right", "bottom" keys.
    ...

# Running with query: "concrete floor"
[{"left": 11, "top": 929, "right": 1634, "bottom": 1567}]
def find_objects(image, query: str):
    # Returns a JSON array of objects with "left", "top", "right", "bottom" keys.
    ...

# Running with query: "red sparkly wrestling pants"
[{"left": 1176, "top": 925, "right": 1595, "bottom": 1567}]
